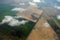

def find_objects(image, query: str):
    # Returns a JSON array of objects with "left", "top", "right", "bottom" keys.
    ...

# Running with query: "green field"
[
  {"left": 53, "top": 16, "right": 60, "bottom": 24},
  {"left": 47, "top": 16, "right": 60, "bottom": 31},
  {"left": 0, "top": 4, "right": 35, "bottom": 39},
  {"left": 0, "top": 4, "right": 16, "bottom": 22}
]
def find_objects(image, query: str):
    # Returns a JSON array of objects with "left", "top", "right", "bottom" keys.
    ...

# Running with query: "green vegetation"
[
  {"left": 48, "top": 20, "right": 57, "bottom": 31},
  {"left": 53, "top": 16, "right": 60, "bottom": 24},
  {"left": 0, "top": 4, "right": 36, "bottom": 40},
  {"left": 0, "top": 21, "right": 35, "bottom": 37},
  {"left": 47, "top": 19, "right": 59, "bottom": 31}
]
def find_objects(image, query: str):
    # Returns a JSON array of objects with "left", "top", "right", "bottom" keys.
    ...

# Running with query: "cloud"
[
  {"left": 54, "top": 5, "right": 60, "bottom": 9},
  {"left": 29, "top": 2, "right": 37, "bottom": 7},
  {"left": 33, "top": 0, "right": 41, "bottom": 2},
  {"left": 32, "top": 0, "right": 45, "bottom": 3},
  {"left": 14, "top": 16, "right": 23, "bottom": 18},
  {"left": 11, "top": 7, "right": 26, "bottom": 12},
  {"left": 57, "top": 15, "right": 60, "bottom": 20},
  {"left": 57, "top": 0, "right": 60, "bottom": 2},
  {"left": 43, "top": 22, "right": 50, "bottom": 27},
  {"left": 29, "top": 0, "right": 45, "bottom": 7},
  {"left": 19, "top": 3, "right": 25, "bottom": 5},
  {"left": 1, "top": 16, "right": 28, "bottom": 26}
]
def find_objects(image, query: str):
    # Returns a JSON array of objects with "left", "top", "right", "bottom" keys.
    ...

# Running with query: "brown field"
[
  {"left": 27, "top": 17, "right": 58, "bottom": 40},
  {"left": 17, "top": 5, "right": 43, "bottom": 22}
]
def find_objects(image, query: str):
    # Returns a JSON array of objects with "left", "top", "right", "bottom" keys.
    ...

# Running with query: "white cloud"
[
  {"left": 43, "top": 22, "right": 50, "bottom": 27},
  {"left": 57, "top": 15, "right": 60, "bottom": 20},
  {"left": 32, "top": 0, "right": 45, "bottom": 3},
  {"left": 1, "top": 16, "right": 13, "bottom": 23},
  {"left": 33, "top": 0, "right": 41, "bottom": 2},
  {"left": 19, "top": 3, "right": 25, "bottom": 5},
  {"left": 54, "top": 6, "right": 60, "bottom": 9},
  {"left": 11, "top": 7, "right": 26, "bottom": 12},
  {"left": 1, "top": 16, "right": 28, "bottom": 26},
  {"left": 19, "top": 20, "right": 28, "bottom": 25},
  {"left": 14, "top": 16, "right": 23, "bottom": 18},
  {"left": 29, "top": 2, "right": 37, "bottom": 7},
  {"left": 29, "top": 0, "right": 45, "bottom": 7},
  {"left": 57, "top": 0, "right": 60, "bottom": 2}
]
